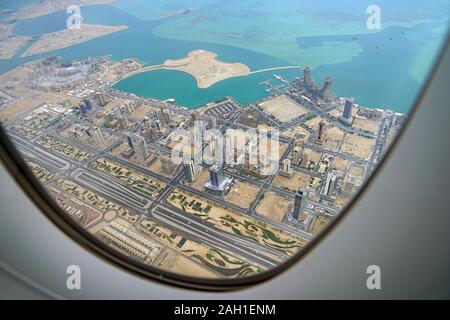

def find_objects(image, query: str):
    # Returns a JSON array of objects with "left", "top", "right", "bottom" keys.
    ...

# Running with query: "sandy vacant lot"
[
  {"left": 332, "top": 157, "right": 348, "bottom": 172},
  {"left": 281, "top": 125, "right": 310, "bottom": 143},
  {"left": 323, "top": 126, "right": 345, "bottom": 152},
  {"left": 273, "top": 171, "right": 310, "bottom": 193},
  {"left": 22, "top": 24, "right": 128, "bottom": 57},
  {"left": 340, "top": 134, "right": 375, "bottom": 160},
  {"left": 190, "top": 169, "right": 210, "bottom": 191},
  {"left": 224, "top": 181, "right": 260, "bottom": 209},
  {"left": 300, "top": 148, "right": 322, "bottom": 170},
  {"left": 311, "top": 216, "right": 330, "bottom": 235},
  {"left": 352, "top": 117, "right": 381, "bottom": 134},
  {"left": 255, "top": 192, "right": 291, "bottom": 222},
  {"left": 259, "top": 95, "right": 309, "bottom": 123},
  {"left": 304, "top": 116, "right": 330, "bottom": 132}
]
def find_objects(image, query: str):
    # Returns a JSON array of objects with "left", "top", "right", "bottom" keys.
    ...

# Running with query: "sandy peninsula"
[
  {"left": 0, "top": 24, "right": 32, "bottom": 60},
  {"left": 21, "top": 24, "right": 128, "bottom": 57},
  {"left": 121, "top": 50, "right": 251, "bottom": 89},
  {"left": 10, "top": 0, "right": 120, "bottom": 20}
]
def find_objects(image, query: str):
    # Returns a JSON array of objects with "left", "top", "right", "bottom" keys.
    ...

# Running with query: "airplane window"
[{"left": 0, "top": 0, "right": 448, "bottom": 289}]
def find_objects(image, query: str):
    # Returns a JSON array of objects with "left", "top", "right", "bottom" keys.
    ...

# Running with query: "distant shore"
[{"left": 21, "top": 24, "right": 128, "bottom": 58}]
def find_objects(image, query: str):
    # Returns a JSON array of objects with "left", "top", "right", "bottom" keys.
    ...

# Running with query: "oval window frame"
[{"left": 0, "top": 35, "right": 448, "bottom": 292}]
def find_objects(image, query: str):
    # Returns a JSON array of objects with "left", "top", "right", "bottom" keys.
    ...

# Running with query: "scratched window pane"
[{"left": 0, "top": 0, "right": 448, "bottom": 282}]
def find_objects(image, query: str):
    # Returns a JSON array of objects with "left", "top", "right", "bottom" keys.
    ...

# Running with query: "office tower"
[
  {"left": 114, "top": 107, "right": 122, "bottom": 118},
  {"left": 162, "top": 109, "right": 171, "bottom": 125},
  {"left": 303, "top": 67, "right": 315, "bottom": 88},
  {"left": 208, "top": 116, "right": 217, "bottom": 129},
  {"left": 279, "top": 158, "right": 294, "bottom": 178},
  {"left": 191, "top": 110, "right": 201, "bottom": 126},
  {"left": 292, "top": 146, "right": 303, "bottom": 165},
  {"left": 130, "top": 133, "right": 149, "bottom": 162},
  {"left": 127, "top": 136, "right": 133, "bottom": 148},
  {"left": 293, "top": 190, "right": 306, "bottom": 221},
  {"left": 183, "top": 160, "right": 196, "bottom": 183},
  {"left": 83, "top": 99, "right": 93, "bottom": 111},
  {"left": 192, "top": 120, "right": 206, "bottom": 145},
  {"left": 319, "top": 76, "right": 333, "bottom": 100},
  {"left": 339, "top": 99, "right": 354, "bottom": 125},
  {"left": 154, "top": 120, "right": 162, "bottom": 131},
  {"left": 97, "top": 93, "right": 107, "bottom": 106},
  {"left": 321, "top": 173, "right": 338, "bottom": 202},
  {"left": 204, "top": 164, "right": 232, "bottom": 195},
  {"left": 92, "top": 126, "right": 106, "bottom": 146},
  {"left": 314, "top": 120, "right": 326, "bottom": 144},
  {"left": 208, "top": 139, "right": 216, "bottom": 158},
  {"left": 118, "top": 116, "right": 128, "bottom": 130},
  {"left": 209, "top": 164, "right": 224, "bottom": 188},
  {"left": 125, "top": 102, "right": 135, "bottom": 114},
  {"left": 283, "top": 158, "right": 291, "bottom": 172}
]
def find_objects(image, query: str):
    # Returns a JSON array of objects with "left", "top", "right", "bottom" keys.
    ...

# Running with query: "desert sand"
[
  {"left": 22, "top": 24, "right": 128, "bottom": 57},
  {"left": 120, "top": 50, "right": 251, "bottom": 89}
]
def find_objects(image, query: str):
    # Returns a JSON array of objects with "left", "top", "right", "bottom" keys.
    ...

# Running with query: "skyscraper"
[
  {"left": 96, "top": 93, "right": 107, "bottom": 106},
  {"left": 339, "top": 99, "right": 354, "bottom": 125},
  {"left": 279, "top": 158, "right": 294, "bottom": 178},
  {"left": 208, "top": 116, "right": 217, "bottom": 129},
  {"left": 118, "top": 116, "right": 128, "bottom": 130},
  {"left": 303, "top": 67, "right": 315, "bottom": 88},
  {"left": 321, "top": 172, "right": 338, "bottom": 202},
  {"left": 293, "top": 190, "right": 306, "bottom": 221},
  {"left": 183, "top": 160, "right": 196, "bottom": 182},
  {"left": 83, "top": 99, "right": 93, "bottom": 111},
  {"left": 130, "top": 133, "right": 149, "bottom": 162},
  {"left": 319, "top": 76, "right": 333, "bottom": 100},
  {"left": 192, "top": 110, "right": 201, "bottom": 126},
  {"left": 283, "top": 158, "right": 291, "bottom": 172},
  {"left": 125, "top": 102, "right": 135, "bottom": 114},
  {"left": 209, "top": 164, "right": 224, "bottom": 188},
  {"left": 204, "top": 164, "right": 232, "bottom": 195},
  {"left": 314, "top": 120, "right": 326, "bottom": 144},
  {"left": 92, "top": 126, "right": 106, "bottom": 146},
  {"left": 292, "top": 146, "right": 303, "bottom": 165},
  {"left": 162, "top": 109, "right": 171, "bottom": 125}
]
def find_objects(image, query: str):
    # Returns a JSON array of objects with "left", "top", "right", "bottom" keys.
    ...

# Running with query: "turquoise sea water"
[
  {"left": 0, "top": 1, "right": 448, "bottom": 113},
  {"left": 115, "top": 69, "right": 301, "bottom": 108}
]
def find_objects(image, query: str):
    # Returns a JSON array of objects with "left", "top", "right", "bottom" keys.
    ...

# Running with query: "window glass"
[{"left": 0, "top": 0, "right": 448, "bottom": 284}]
